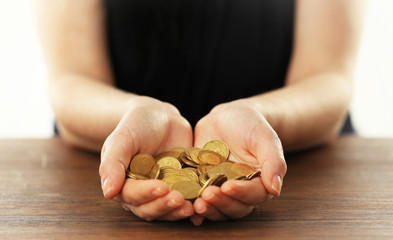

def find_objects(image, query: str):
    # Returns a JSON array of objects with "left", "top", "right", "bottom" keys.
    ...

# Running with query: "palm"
[{"left": 194, "top": 100, "right": 265, "bottom": 169}]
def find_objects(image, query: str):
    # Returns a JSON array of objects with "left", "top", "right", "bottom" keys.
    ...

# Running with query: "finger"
[
  {"left": 199, "top": 186, "right": 254, "bottom": 219},
  {"left": 124, "top": 190, "right": 187, "bottom": 221},
  {"left": 119, "top": 179, "right": 169, "bottom": 206},
  {"left": 157, "top": 200, "right": 194, "bottom": 221},
  {"left": 99, "top": 124, "right": 140, "bottom": 199},
  {"left": 221, "top": 178, "right": 271, "bottom": 205},
  {"left": 252, "top": 129, "right": 287, "bottom": 197},
  {"left": 193, "top": 197, "right": 227, "bottom": 221},
  {"left": 193, "top": 116, "right": 220, "bottom": 148},
  {"left": 189, "top": 214, "right": 205, "bottom": 226}
]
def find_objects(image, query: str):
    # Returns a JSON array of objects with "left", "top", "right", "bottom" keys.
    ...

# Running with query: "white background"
[{"left": 0, "top": 1, "right": 393, "bottom": 138}]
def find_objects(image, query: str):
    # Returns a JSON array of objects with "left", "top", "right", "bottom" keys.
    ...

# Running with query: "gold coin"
[
  {"left": 179, "top": 153, "right": 199, "bottom": 167},
  {"left": 177, "top": 168, "right": 199, "bottom": 182},
  {"left": 162, "top": 175, "right": 192, "bottom": 189},
  {"left": 207, "top": 162, "right": 237, "bottom": 179},
  {"left": 148, "top": 164, "right": 161, "bottom": 179},
  {"left": 210, "top": 174, "right": 228, "bottom": 186},
  {"left": 170, "top": 147, "right": 186, "bottom": 155},
  {"left": 126, "top": 171, "right": 149, "bottom": 180},
  {"left": 198, "top": 150, "right": 224, "bottom": 166},
  {"left": 246, "top": 171, "right": 261, "bottom": 180},
  {"left": 154, "top": 150, "right": 181, "bottom": 162},
  {"left": 202, "top": 140, "right": 229, "bottom": 160},
  {"left": 198, "top": 174, "right": 227, "bottom": 197},
  {"left": 198, "top": 173, "right": 209, "bottom": 186},
  {"left": 185, "top": 147, "right": 202, "bottom": 164},
  {"left": 233, "top": 175, "right": 247, "bottom": 180},
  {"left": 197, "top": 164, "right": 214, "bottom": 175},
  {"left": 156, "top": 156, "right": 182, "bottom": 169},
  {"left": 129, "top": 153, "right": 156, "bottom": 176},
  {"left": 231, "top": 163, "right": 255, "bottom": 177},
  {"left": 184, "top": 167, "right": 198, "bottom": 175},
  {"left": 172, "top": 181, "right": 201, "bottom": 200},
  {"left": 158, "top": 167, "right": 176, "bottom": 179}
]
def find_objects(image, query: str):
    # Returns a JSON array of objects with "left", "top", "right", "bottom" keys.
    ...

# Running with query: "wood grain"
[{"left": 1, "top": 137, "right": 392, "bottom": 239}]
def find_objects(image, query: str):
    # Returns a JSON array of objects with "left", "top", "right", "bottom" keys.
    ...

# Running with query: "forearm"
[
  {"left": 49, "top": 73, "right": 137, "bottom": 152},
  {"left": 250, "top": 72, "right": 353, "bottom": 151}
]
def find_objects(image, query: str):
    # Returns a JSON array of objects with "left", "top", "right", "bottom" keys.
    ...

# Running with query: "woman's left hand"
[{"left": 189, "top": 99, "right": 287, "bottom": 225}]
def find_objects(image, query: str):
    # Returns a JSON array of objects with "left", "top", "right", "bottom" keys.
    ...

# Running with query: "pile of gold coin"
[{"left": 126, "top": 140, "right": 261, "bottom": 200}]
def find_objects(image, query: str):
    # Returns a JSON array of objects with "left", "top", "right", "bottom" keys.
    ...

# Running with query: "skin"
[{"left": 35, "top": 0, "right": 365, "bottom": 225}]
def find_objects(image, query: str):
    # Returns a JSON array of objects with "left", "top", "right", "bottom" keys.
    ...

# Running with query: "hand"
[
  {"left": 190, "top": 99, "right": 287, "bottom": 225},
  {"left": 99, "top": 96, "right": 195, "bottom": 221}
]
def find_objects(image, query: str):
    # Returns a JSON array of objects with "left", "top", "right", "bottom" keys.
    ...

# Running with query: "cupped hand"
[
  {"left": 99, "top": 96, "right": 194, "bottom": 221},
  {"left": 190, "top": 99, "right": 287, "bottom": 225}
]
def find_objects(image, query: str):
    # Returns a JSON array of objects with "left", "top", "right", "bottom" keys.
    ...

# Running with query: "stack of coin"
[{"left": 126, "top": 140, "right": 261, "bottom": 200}]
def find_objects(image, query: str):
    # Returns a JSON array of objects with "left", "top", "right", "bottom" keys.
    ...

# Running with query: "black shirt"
[{"left": 104, "top": 0, "right": 294, "bottom": 127}]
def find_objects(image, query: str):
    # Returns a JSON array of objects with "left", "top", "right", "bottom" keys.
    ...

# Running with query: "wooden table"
[{"left": 1, "top": 137, "right": 392, "bottom": 239}]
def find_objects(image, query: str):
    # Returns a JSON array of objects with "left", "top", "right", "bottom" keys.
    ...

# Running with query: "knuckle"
[{"left": 278, "top": 157, "right": 288, "bottom": 175}]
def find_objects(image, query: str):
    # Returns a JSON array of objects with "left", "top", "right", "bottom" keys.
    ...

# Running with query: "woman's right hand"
[{"left": 99, "top": 96, "right": 195, "bottom": 221}]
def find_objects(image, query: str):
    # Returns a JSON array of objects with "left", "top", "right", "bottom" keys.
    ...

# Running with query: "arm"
[
  {"left": 35, "top": 0, "right": 128, "bottom": 152},
  {"left": 256, "top": 0, "right": 366, "bottom": 151},
  {"left": 35, "top": 0, "right": 194, "bottom": 221},
  {"left": 190, "top": 0, "right": 366, "bottom": 224}
]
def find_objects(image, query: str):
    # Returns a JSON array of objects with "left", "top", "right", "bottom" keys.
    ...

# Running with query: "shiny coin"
[
  {"left": 179, "top": 153, "right": 199, "bottom": 167},
  {"left": 198, "top": 174, "right": 227, "bottom": 197},
  {"left": 186, "top": 147, "right": 202, "bottom": 165},
  {"left": 129, "top": 153, "right": 156, "bottom": 177},
  {"left": 154, "top": 150, "right": 183, "bottom": 162},
  {"left": 162, "top": 175, "right": 193, "bottom": 190},
  {"left": 172, "top": 181, "right": 201, "bottom": 200},
  {"left": 198, "top": 150, "right": 225, "bottom": 166},
  {"left": 246, "top": 171, "right": 262, "bottom": 180},
  {"left": 197, "top": 164, "right": 214, "bottom": 175},
  {"left": 202, "top": 140, "right": 230, "bottom": 160},
  {"left": 231, "top": 163, "right": 255, "bottom": 177},
  {"left": 148, "top": 164, "right": 161, "bottom": 179},
  {"left": 126, "top": 171, "right": 149, "bottom": 180},
  {"left": 198, "top": 173, "right": 209, "bottom": 186},
  {"left": 156, "top": 156, "right": 182, "bottom": 170},
  {"left": 207, "top": 162, "right": 238, "bottom": 179}
]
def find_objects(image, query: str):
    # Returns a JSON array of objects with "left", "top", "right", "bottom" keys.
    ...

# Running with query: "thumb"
[
  {"left": 99, "top": 125, "right": 139, "bottom": 199},
  {"left": 255, "top": 130, "right": 287, "bottom": 197}
]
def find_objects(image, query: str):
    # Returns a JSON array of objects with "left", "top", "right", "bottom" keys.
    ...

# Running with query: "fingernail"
[
  {"left": 181, "top": 207, "right": 194, "bottom": 217},
  {"left": 168, "top": 198, "right": 182, "bottom": 208},
  {"left": 152, "top": 187, "right": 166, "bottom": 197},
  {"left": 191, "top": 216, "right": 204, "bottom": 226},
  {"left": 271, "top": 175, "right": 282, "bottom": 196},
  {"left": 195, "top": 204, "right": 207, "bottom": 214},
  {"left": 192, "top": 218, "right": 204, "bottom": 226},
  {"left": 203, "top": 191, "right": 215, "bottom": 201},
  {"left": 102, "top": 178, "right": 113, "bottom": 197}
]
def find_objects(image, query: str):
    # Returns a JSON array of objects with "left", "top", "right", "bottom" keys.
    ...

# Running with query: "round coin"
[
  {"left": 198, "top": 174, "right": 227, "bottom": 197},
  {"left": 148, "top": 164, "right": 161, "bottom": 179},
  {"left": 198, "top": 150, "right": 224, "bottom": 166},
  {"left": 126, "top": 171, "right": 150, "bottom": 180},
  {"left": 154, "top": 150, "right": 183, "bottom": 162},
  {"left": 246, "top": 171, "right": 262, "bottom": 180},
  {"left": 231, "top": 163, "right": 255, "bottom": 177},
  {"left": 202, "top": 140, "right": 230, "bottom": 160},
  {"left": 156, "top": 156, "right": 182, "bottom": 169},
  {"left": 129, "top": 153, "right": 156, "bottom": 177},
  {"left": 162, "top": 175, "right": 192, "bottom": 190},
  {"left": 172, "top": 181, "right": 202, "bottom": 200}
]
